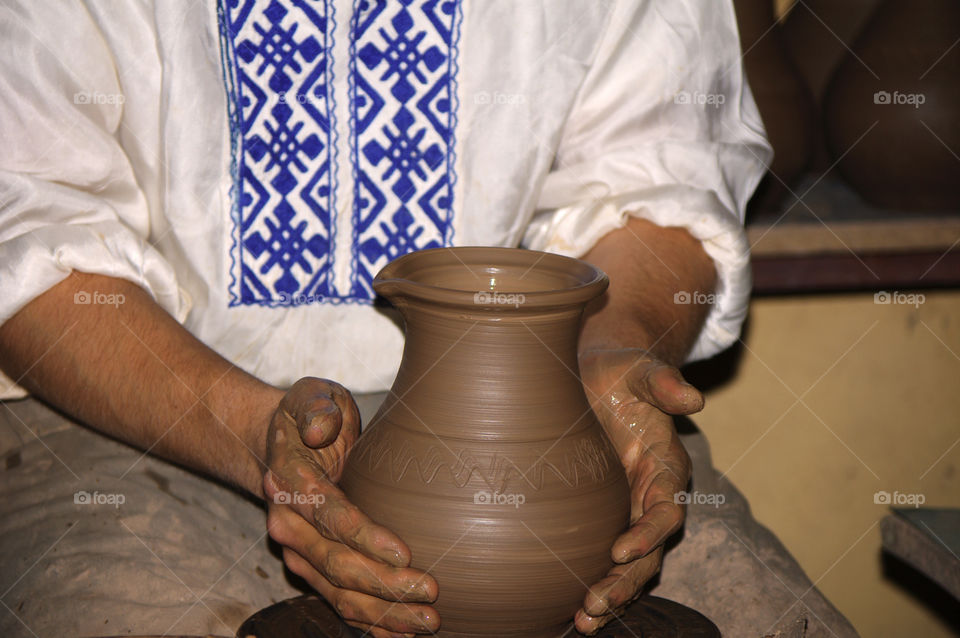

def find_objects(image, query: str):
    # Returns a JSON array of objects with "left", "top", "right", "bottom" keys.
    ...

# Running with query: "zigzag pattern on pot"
[{"left": 349, "top": 430, "right": 617, "bottom": 491}]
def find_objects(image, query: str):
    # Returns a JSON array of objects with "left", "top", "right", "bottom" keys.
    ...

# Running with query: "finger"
[
  {"left": 268, "top": 503, "right": 437, "bottom": 603},
  {"left": 299, "top": 395, "right": 342, "bottom": 449},
  {"left": 612, "top": 498, "right": 684, "bottom": 564},
  {"left": 582, "top": 548, "right": 663, "bottom": 618},
  {"left": 627, "top": 364, "right": 704, "bottom": 415},
  {"left": 575, "top": 602, "right": 632, "bottom": 635},
  {"left": 279, "top": 378, "right": 345, "bottom": 448},
  {"left": 345, "top": 620, "right": 415, "bottom": 638},
  {"left": 301, "top": 380, "right": 364, "bottom": 448},
  {"left": 265, "top": 469, "right": 413, "bottom": 568},
  {"left": 282, "top": 548, "right": 440, "bottom": 634},
  {"left": 325, "top": 380, "right": 362, "bottom": 439},
  {"left": 574, "top": 607, "right": 606, "bottom": 636}
]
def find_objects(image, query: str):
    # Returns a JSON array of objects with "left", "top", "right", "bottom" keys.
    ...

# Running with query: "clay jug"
[
  {"left": 822, "top": 0, "right": 960, "bottom": 209},
  {"left": 733, "top": 0, "right": 817, "bottom": 213},
  {"left": 340, "top": 247, "right": 630, "bottom": 637}
]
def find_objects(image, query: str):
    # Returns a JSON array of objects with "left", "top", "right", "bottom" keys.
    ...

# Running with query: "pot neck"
[
  {"left": 369, "top": 247, "right": 607, "bottom": 440},
  {"left": 382, "top": 301, "right": 592, "bottom": 441}
]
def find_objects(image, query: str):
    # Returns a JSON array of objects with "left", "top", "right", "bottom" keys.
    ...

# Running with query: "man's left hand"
[{"left": 574, "top": 347, "right": 701, "bottom": 635}]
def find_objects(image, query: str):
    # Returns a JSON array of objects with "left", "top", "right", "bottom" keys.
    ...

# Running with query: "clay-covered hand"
[
  {"left": 264, "top": 377, "right": 439, "bottom": 638},
  {"left": 574, "top": 349, "right": 698, "bottom": 635}
]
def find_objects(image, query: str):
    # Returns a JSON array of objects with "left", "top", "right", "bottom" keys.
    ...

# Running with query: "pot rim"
[{"left": 373, "top": 246, "right": 609, "bottom": 310}]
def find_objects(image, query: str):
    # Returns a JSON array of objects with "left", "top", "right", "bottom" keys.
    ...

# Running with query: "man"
[{"left": 0, "top": 1, "right": 856, "bottom": 636}]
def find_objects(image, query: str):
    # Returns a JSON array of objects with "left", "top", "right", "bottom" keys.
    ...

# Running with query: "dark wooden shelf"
[{"left": 746, "top": 176, "right": 960, "bottom": 293}]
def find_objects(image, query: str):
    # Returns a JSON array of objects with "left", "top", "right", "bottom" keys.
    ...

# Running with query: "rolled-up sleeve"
[
  {"left": 522, "top": 0, "right": 771, "bottom": 361},
  {"left": 0, "top": 1, "right": 185, "bottom": 397}
]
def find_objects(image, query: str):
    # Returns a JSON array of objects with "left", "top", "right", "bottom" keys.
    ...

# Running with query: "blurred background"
[{"left": 688, "top": 0, "right": 960, "bottom": 635}]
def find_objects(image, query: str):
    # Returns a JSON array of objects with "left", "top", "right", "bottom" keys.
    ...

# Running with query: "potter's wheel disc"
[
  {"left": 599, "top": 596, "right": 720, "bottom": 637},
  {"left": 235, "top": 594, "right": 719, "bottom": 637}
]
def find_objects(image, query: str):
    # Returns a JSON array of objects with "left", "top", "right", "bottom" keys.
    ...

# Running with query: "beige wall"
[{"left": 691, "top": 290, "right": 960, "bottom": 637}]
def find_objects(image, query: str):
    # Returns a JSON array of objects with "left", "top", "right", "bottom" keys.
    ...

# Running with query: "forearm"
[
  {"left": 580, "top": 217, "right": 717, "bottom": 367},
  {"left": 0, "top": 271, "right": 282, "bottom": 497}
]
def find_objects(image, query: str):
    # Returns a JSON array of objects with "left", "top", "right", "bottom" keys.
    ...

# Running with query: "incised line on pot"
[{"left": 350, "top": 430, "right": 616, "bottom": 491}]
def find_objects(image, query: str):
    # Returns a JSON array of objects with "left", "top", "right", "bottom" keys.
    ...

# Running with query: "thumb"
[
  {"left": 281, "top": 378, "right": 345, "bottom": 448},
  {"left": 297, "top": 397, "right": 343, "bottom": 448},
  {"left": 626, "top": 364, "right": 704, "bottom": 416}
]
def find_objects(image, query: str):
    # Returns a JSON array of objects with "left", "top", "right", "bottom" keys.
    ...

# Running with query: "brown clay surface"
[{"left": 339, "top": 247, "right": 631, "bottom": 637}]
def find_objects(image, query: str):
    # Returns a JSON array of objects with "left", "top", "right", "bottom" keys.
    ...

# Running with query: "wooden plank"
[
  {"left": 751, "top": 250, "right": 960, "bottom": 293},
  {"left": 748, "top": 218, "right": 960, "bottom": 257}
]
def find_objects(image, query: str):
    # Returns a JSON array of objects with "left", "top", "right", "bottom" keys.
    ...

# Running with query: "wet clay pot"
[
  {"left": 339, "top": 247, "right": 630, "bottom": 638},
  {"left": 822, "top": 0, "right": 960, "bottom": 209}
]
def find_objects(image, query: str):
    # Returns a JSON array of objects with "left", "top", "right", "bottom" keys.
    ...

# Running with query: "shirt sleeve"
[
  {"left": 0, "top": 1, "right": 186, "bottom": 398},
  {"left": 522, "top": 0, "right": 772, "bottom": 361}
]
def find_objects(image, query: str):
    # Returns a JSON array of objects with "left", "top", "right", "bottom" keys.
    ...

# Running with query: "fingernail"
[
  {"left": 614, "top": 545, "right": 634, "bottom": 563},
  {"left": 382, "top": 548, "right": 406, "bottom": 567},
  {"left": 577, "top": 609, "right": 600, "bottom": 635},
  {"left": 409, "top": 581, "right": 430, "bottom": 600},
  {"left": 415, "top": 608, "right": 439, "bottom": 633},
  {"left": 305, "top": 405, "right": 336, "bottom": 425}
]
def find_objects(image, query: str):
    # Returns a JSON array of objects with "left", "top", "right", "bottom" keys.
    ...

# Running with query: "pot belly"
[{"left": 340, "top": 426, "right": 630, "bottom": 636}]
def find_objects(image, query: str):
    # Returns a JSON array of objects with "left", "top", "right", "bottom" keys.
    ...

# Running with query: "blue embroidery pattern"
[
  {"left": 219, "top": 0, "right": 462, "bottom": 306},
  {"left": 349, "top": 0, "right": 461, "bottom": 298},
  {"left": 221, "top": 0, "right": 337, "bottom": 305}
]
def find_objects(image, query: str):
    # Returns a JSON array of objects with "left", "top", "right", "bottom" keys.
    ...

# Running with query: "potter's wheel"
[{"left": 235, "top": 594, "right": 720, "bottom": 637}]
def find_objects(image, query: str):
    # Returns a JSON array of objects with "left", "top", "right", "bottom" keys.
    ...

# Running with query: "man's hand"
[
  {"left": 264, "top": 377, "right": 439, "bottom": 638},
  {"left": 573, "top": 349, "right": 698, "bottom": 635},
  {"left": 572, "top": 216, "right": 718, "bottom": 634},
  {"left": 0, "top": 274, "right": 439, "bottom": 637}
]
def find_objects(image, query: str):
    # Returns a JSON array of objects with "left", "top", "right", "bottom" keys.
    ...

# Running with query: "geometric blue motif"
[
  {"left": 348, "top": 0, "right": 461, "bottom": 298},
  {"left": 220, "top": 0, "right": 338, "bottom": 305},
  {"left": 218, "top": 0, "right": 461, "bottom": 305}
]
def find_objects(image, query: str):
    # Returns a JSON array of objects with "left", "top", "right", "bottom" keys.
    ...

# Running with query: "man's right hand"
[{"left": 264, "top": 377, "right": 440, "bottom": 638}]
